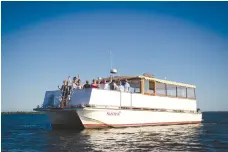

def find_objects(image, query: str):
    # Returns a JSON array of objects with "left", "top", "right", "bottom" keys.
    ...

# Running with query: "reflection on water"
[
  {"left": 53, "top": 124, "right": 205, "bottom": 152},
  {"left": 2, "top": 113, "right": 228, "bottom": 152}
]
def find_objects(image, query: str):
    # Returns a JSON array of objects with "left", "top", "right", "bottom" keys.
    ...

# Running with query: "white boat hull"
[
  {"left": 42, "top": 108, "right": 202, "bottom": 129},
  {"left": 38, "top": 88, "right": 202, "bottom": 129}
]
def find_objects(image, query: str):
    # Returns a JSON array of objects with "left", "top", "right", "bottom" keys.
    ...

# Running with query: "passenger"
[
  {"left": 98, "top": 79, "right": 104, "bottom": 89},
  {"left": 83, "top": 80, "right": 91, "bottom": 89},
  {"left": 65, "top": 77, "right": 72, "bottom": 97},
  {"left": 124, "top": 79, "right": 130, "bottom": 92},
  {"left": 117, "top": 81, "right": 124, "bottom": 92},
  {"left": 73, "top": 76, "right": 77, "bottom": 82},
  {"left": 97, "top": 77, "right": 101, "bottom": 88},
  {"left": 110, "top": 79, "right": 118, "bottom": 90},
  {"left": 103, "top": 80, "right": 109, "bottom": 90},
  {"left": 68, "top": 76, "right": 71, "bottom": 83},
  {"left": 76, "top": 79, "right": 83, "bottom": 89},
  {"left": 97, "top": 77, "right": 102, "bottom": 83},
  {"left": 72, "top": 79, "right": 77, "bottom": 90},
  {"left": 91, "top": 79, "right": 99, "bottom": 88},
  {"left": 67, "top": 76, "right": 72, "bottom": 88},
  {"left": 109, "top": 79, "right": 114, "bottom": 90},
  {"left": 58, "top": 80, "right": 70, "bottom": 108},
  {"left": 100, "top": 75, "right": 112, "bottom": 90},
  {"left": 73, "top": 74, "right": 80, "bottom": 84},
  {"left": 100, "top": 79, "right": 104, "bottom": 84}
]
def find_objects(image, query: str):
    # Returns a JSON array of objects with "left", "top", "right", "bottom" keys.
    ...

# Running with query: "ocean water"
[{"left": 1, "top": 112, "right": 228, "bottom": 152}]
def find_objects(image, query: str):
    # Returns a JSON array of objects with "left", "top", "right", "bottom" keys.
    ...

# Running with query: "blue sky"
[{"left": 1, "top": 2, "right": 228, "bottom": 111}]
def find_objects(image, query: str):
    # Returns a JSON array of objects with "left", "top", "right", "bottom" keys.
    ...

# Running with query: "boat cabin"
[{"left": 105, "top": 75, "right": 196, "bottom": 100}]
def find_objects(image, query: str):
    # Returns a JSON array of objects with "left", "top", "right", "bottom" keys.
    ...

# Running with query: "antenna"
[
  {"left": 109, "top": 50, "right": 112, "bottom": 70},
  {"left": 109, "top": 50, "right": 117, "bottom": 74}
]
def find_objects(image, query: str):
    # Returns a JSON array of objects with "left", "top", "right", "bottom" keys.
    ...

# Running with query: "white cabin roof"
[
  {"left": 104, "top": 75, "right": 196, "bottom": 88},
  {"left": 138, "top": 75, "right": 196, "bottom": 88}
]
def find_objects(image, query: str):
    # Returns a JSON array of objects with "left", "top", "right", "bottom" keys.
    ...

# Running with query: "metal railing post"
[
  {"left": 120, "top": 91, "right": 122, "bottom": 108},
  {"left": 131, "top": 92, "right": 132, "bottom": 109}
]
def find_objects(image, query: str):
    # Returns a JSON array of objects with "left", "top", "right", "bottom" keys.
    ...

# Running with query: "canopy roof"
[
  {"left": 138, "top": 76, "right": 196, "bottom": 88},
  {"left": 103, "top": 75, "right": 196, "bottom": 88}
]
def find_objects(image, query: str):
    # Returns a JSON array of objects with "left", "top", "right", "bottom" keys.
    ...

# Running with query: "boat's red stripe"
[{"left": 83, "top": 121, "right": 202, "bottom": 127}]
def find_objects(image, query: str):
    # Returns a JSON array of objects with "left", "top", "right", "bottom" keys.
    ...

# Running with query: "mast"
[
  {"left": 109, "top": 50, "right": 112, "bottom": 70},
  {"left": 109, "top": 50, "right": 117, "bottom": 75}
]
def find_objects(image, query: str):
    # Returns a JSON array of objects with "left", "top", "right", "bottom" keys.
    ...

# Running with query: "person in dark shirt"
[
  {"left": 83, "top": 80, "right": 91, "bottom": 89},
  {"left": 73, "top": 76, "right": 77, "bottom": 82},
  {"left": 110, "top": 80, "right": 117, "bottom": 90},
  {"left": 58, "top": 80, "right": 70, "bottom": 108}
]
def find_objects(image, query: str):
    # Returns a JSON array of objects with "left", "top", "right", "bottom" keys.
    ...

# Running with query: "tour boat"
[{"left": 33, "top": 74, "right": 202, "bottom": 129}]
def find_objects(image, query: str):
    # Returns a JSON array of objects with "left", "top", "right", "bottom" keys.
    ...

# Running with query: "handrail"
[
  {"left": 120, "top": 91, "right": 122, "bottom": 108},
  {"left": 130, "top": 92, "right": 132, "bottom": 109}
]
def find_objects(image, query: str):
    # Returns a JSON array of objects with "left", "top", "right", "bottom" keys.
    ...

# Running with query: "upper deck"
[{"left": 39, "top": 74, "right": 198, "bottom": 112}]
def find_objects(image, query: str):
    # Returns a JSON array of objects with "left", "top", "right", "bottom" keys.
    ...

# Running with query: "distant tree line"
[{"left": 1, "top": 111, "right": 43, "bottom": 115}]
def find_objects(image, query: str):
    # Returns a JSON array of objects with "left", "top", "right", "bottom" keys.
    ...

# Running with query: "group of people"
[
  {"left": 57, "top": 75, "right": 131, "bottom": 108},
  {"left": 58, "top": 75, "right": 131, "bottom": 92},
  {"left": 87, "top": 77, "right": 131, "bottom": 92}
]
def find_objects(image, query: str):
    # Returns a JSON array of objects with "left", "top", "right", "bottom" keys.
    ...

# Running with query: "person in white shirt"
[
  {"left": 102, "top": 75, "right": 113, "bottom": 90},
  {"left": 102, "top": 80, "right": 110, "bottom": 90},
  {"left": 72, "top": 80, "right": 77, "bottom": 90},
  {"left": 76, "top": 79, "right": 83, "bottom": 89},
  {"left": 72, "top": 79, "right": 82, "bottom": 90},
  {"left": 67, "top": 76, "right": 72, "bottom": 87},
  {"left": 97, "top": 77, "right": 102, "bottom": 89},
  {"left": 124, "top": 79, "right": 130, "bottom": 92},
  {"left": 117, "top": 81, "right": 124, "bottom": 92},
  {"left": 113, "top": 81, "right": 118, "bottom": 90}
]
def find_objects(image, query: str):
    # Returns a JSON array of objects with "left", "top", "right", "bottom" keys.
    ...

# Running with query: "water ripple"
[{"left": 2, "top": 112, "right": 228, "bottom": 151}]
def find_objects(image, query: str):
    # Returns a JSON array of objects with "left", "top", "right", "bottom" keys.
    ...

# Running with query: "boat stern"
[{"left": 34, "top": 108, "right": 85, "bottom": 130}]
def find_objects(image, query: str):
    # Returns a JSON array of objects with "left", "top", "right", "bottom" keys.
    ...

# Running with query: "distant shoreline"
[
  {"left": 1, "top": 111, "right": 227, "bottom": 115},
  {"left": 1, "top": 111, "right": 43, "bottom": 115},
  {"left": 203, "top": 111, "right": 228, "bottom": 112}
]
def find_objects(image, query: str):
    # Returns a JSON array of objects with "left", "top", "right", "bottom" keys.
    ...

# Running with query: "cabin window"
[
  {"left": 128, "top": 79, "right": 141, "bottom": 93},
  {"left": 177, "top": 86, "right": 187, "bottom": 98},
  {"left": 187, "top": 88, "right": 196, "bottom": 99},
  {"left": 166, "top": 84, "right": 177, "bottom": 97},
  {"left": 156, "top": 82, "right": 166, "bottom": 96},
  {"left": 144, "top": 80, "right": 155, "bottom": 94}
]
